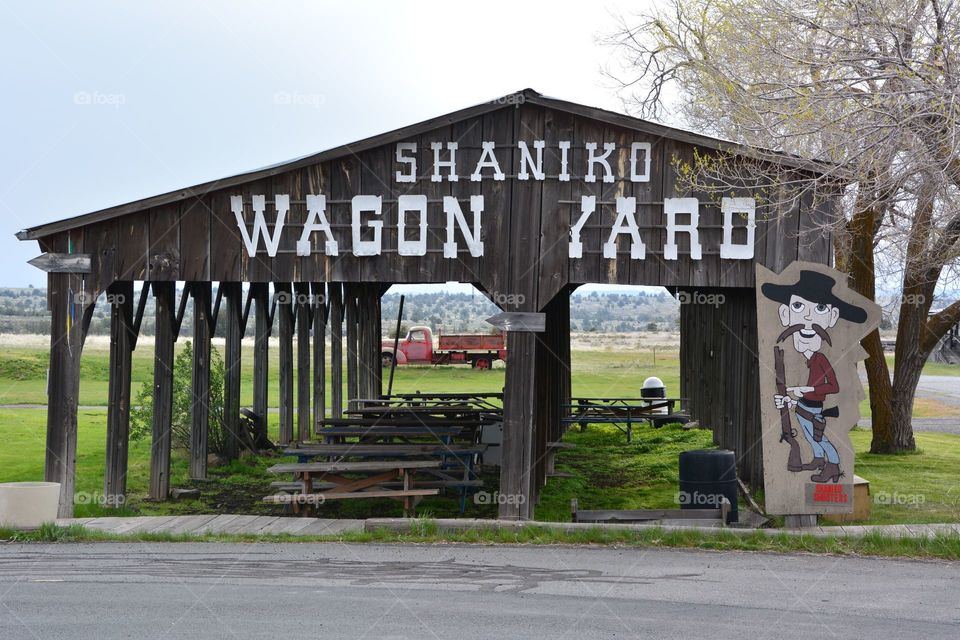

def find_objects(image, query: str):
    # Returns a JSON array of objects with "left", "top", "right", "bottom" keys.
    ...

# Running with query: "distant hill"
[{"left": 0, "top": 286, "right": 684, "bottom": 336}]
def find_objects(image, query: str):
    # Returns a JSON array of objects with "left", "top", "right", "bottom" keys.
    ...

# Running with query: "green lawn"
[{"left": 1, "top": 343, "right": 959, "bottom": 525}]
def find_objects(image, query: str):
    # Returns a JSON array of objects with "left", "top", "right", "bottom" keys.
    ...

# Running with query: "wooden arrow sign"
[
  {"left": 485, "top": 311, "right": 545, "bottom": 332},
  {"left": 28, "top": 253, "right": 92, "bottom": 273}
]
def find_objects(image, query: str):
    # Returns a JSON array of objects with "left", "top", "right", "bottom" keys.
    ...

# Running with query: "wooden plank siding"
[{"left": 56, "top": 104, "right": 831, "bottom": 298}]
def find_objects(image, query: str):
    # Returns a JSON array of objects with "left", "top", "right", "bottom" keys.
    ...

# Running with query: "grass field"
[{"left": 1, "top": 340, "right": 958, "bottom": 525}]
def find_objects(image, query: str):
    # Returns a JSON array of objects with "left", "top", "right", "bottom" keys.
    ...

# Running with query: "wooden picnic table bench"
[
  {"left": 264, "top": 460, "right": 440, "bottom": 517},
  {"left": 316, "top": 425, "right": 466, "bottom": 440},
  {"left": 283, "top": 443, "right": 487, "bottom": 459},
  {"left": 562, "top": 397, "right": 689, "bottom": 442},
  {"left": 283, "top": 442, "right": 489, "bottom": 512}
]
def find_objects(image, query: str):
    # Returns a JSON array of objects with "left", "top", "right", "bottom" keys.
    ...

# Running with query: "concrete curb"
[
  {"left": 45, "top": 515, "right": 960, "bottom": 541},
  {"left": 364, "top": 517, "right": 960, "bottom": 540}
]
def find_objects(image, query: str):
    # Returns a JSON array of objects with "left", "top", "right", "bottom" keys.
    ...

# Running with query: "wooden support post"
[
  {"left": 277, "top": 282, "right": 294, "bottom": 444},
  {"left": 189, "top": 281, "right": 211, "bottom": 479},
  {"left": 45, "top": 271, "right": 91, "bottom": 517},
  {"left": 374, "top": 286, "right": 384, "bottom": 398},
  {"left": 104, "top": 280, "right": 134, "bottom": 505},
  {"left": 295, "top": 282, "right": 311, "bottom": 442},
  {"left": 329, "top": 283, "right": 344, "bottom": 418},
  {"left": 345, "top": 284, "right": 359, "bottom": 407},
  {"left": 251, "top": 283, "right": 270, "bottom": 446},
  {"left": 222, "top": 283, "right": 243, "bottom": 461},
  {"left": 149, "top": 281, "right": 175, "bottom": 501},
  {"left": 312, "top": 282, "right": 327, "bottom": 431},
  {"left": 498, "top": 331, "right": 537, "bottom": 520}
]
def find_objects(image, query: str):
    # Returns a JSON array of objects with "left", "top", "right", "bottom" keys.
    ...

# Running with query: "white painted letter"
[
  {"left": 397, "top": 194, "right": 428, "bottom": 256},
  {"left": 395, "top": 142, "right": 417, "bottom": 183},
  {"left": 568, "top": 195, "right": 596, "bottom": 259},
  {"left": 585, "top": 142, "right": 615, "bottom": 183},
  {"left": 517, "top": 140, "right": 545, "bottom": 181},
  {"left": 233, "top": 194, "right": 288, "bottom": 258},
  {"left": 663, "top": 197, "right": 702, "bottom": 260},
  {"left": 470, "top": 142, "right": 505, "bottom": 182},
  {"left": 298, "top": 194, "right": 338, "bottom": 256},
  {"left": 630, "top": 142, "right": 651, "bottom": 182},
  {"left": 351, "top": 195, "right": 383, "bottom": 256},
  {"left": 720, "top": 197, "right": 756, "bottom": 259},
  {"left": 442, "top": 195, "right": 484, "bottom": 257},
  {"left": 603, "top": 197, "right": 645, "bottom": 259},
  {"left": 430, "top": 142, "right": 459, "bottom": 182},
  {"left": 558, "top": 141, "right": 571, "bottom": 182}
]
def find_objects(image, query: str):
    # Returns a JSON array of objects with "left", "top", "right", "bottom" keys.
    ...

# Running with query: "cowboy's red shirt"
[{"left": 803, "top": 351, "right": 838, "bottom": 402}]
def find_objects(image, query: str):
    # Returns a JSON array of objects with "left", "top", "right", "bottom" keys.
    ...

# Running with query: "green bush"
[{"left": 130, "top": 341, "right": 229, "bottom": 455}]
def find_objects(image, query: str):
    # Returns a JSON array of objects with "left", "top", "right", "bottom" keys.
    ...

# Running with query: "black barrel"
[{"left": 678, "top": 449, "right": 738, "bottom": 523}]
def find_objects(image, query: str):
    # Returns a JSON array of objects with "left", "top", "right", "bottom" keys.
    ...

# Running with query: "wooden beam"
[
  {"left": 172, "top": 282, "right": 192, "bottom": 339},
  {"left": 276, "top": 282, "right": 294, "bottom": 444},
  {"left": 149, "top": 281, "right": 175, "bottom": 501},
  {"left": 251, "top": 283, "right": 271, "bottom": 447},
  {"left": 130, "top": 282, "right": 150, "bottom": 351},
  {"left": 329, "top": 283, "right": 343, "bottom": 419},
  {"left": 499, "top": 330, "right": 536, "bottom": 520},
  {"left": 104, "top": 280, "right": 134, "bottom": 506},
  {"left": 312, "top": 282, "right": 327, "bottom": 433},
  {"left": 295, "top": 282, "right": 311, "bottom": 442},
  {"left": 45, "top": 271, "right": 89, "bottom": 517},
  {"left": 345, "top": 284, "right": 359, "bottom": 409},
  {"left": 189, "top": 281, "right": 212, "bottom": 479},
  {"left": 222, "top": 282, "right": 243, "bottom": 460}
]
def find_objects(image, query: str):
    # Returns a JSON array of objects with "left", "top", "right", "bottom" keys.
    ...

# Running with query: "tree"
[
  {"left": 606, "top": 0, "right": 960, "bottom": 452},
  {"left": 130, "top": 341, "right": 230, "bottom": 455}
]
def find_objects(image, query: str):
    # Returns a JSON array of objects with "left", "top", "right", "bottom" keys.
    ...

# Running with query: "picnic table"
[
  {"left": 264, "top": 460, "right": 440, "bottom": 517},
  {"left": 561, "top": 397, "right": 689, "bottom": 442},
  {"left": 284, "top": 441, "right": 488, "bottom": 512}
]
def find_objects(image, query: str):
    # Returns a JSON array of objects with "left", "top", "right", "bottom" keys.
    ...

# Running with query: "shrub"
[{"left": 130, "top": 341, "right": 230, "bottom": 455}]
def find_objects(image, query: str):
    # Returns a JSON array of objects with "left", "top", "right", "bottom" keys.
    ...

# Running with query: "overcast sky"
[{"left": 0, "top": 0, "right": 660, "bottom": 287}]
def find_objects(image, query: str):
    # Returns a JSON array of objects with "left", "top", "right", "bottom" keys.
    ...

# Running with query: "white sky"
[{"left": 0, "top": 0, "right": 659, "bottom": 287}]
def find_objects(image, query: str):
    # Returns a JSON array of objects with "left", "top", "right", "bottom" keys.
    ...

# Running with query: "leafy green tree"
[{"left": 131, "top": 341, "right": 230, "bottom": 455}]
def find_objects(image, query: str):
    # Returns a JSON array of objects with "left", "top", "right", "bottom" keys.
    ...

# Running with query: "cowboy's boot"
[
  {"left": 800, "top": 457, "right": 825, "bottom": 471},
  {"left": 810, "top": 462, "right": 844, "bottom": 483}
]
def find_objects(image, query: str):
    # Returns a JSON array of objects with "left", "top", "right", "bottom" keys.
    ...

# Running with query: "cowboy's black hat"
[{"left": 761, "top": 270, "right": 867, "bottom": 323}]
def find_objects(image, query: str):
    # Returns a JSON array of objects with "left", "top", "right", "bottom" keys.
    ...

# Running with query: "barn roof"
[{"left": 16, "top": 88, "right": 833, "bottom": 241}]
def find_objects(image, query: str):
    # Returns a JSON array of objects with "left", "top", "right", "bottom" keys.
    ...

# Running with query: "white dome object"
[{"left": 642, "top": 376, "right": 665, "bottom": 389}]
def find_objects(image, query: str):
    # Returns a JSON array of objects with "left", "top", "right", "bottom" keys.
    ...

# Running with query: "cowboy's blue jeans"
[{"left": 796, "top": 400, "right": 839, "bottom": 464}]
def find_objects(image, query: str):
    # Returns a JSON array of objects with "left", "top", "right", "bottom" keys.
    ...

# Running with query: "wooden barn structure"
[{"left": 17, "top": 89, "right": 833, "bottom": 519}]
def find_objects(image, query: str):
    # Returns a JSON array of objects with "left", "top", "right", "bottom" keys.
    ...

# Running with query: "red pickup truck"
[{"left": 381, "top": 326, "right": 507, "bottom": 369}]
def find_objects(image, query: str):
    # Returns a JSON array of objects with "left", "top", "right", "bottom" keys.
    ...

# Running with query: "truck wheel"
[
  {"left": 473, "top": 357, "right": 491, "bottom": 370},
  {"left": 381, "top": 353, "right": 394, "bottom": 368}
]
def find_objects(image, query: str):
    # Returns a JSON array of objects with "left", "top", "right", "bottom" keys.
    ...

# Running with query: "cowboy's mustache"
[{"left": 776, "top": 323, "right": 832, "bottom": 346}]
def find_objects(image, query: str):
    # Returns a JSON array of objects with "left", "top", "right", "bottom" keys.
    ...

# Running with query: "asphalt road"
[{"left": 0, "top": 543, "right": 957, "bottom": 639}]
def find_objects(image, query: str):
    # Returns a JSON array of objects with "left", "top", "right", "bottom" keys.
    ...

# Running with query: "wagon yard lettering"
[{"left": 231, "top": 140, "right": 758, "bottom": 261}]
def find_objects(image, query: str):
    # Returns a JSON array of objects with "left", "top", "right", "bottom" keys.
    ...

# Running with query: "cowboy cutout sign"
[{"left": 756, "top": 262, "right": 881, "bottom": 515}]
